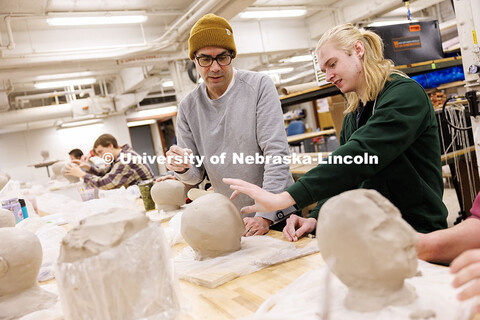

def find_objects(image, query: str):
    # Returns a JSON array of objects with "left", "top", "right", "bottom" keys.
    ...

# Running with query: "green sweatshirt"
[{"left": 286, "top": 74, "right": 447, "bottom": 233}]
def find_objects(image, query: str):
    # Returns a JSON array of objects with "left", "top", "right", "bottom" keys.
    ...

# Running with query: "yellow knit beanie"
[{"left": 188, "top": 13, "right": 236, "bottom": 60}]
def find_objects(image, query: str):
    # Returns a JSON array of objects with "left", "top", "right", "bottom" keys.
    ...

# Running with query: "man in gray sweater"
[{"left": 166, "top": 13, "right": 295, "bottom": 236}]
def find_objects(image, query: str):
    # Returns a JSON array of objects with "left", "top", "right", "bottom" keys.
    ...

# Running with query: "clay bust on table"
[
  {"left": 51, "top": 161, "right": 64, "bottom": 178},
  {"left": 181, "top": 193, "right": 245, "bottom": 260},
  {"left": 0, "top": 228, "right": 56, "bottom": 319},
  {"left": 151, "top": 179, "right": 186, "bottom": 212},
  {"left": 317, "top": 189, "right": 418, "bottom": 312},
  {"left": 0, "top": 208, "right": 15, "bottom": 228},
  {"left": 62, "top": 163, "right": 80, "bottom": 183},
  {"left": 56, "top": 209, "right": 181, "bottom": 319}
]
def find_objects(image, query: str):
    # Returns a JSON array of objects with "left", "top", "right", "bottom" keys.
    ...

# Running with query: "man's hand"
[
  {"left": 166, "top": 146, "right": 192, "bottom": 173},
  {"left": 72, "top": 159, "right": 91, "bottom": 171},
  {"left": 223, "top": 178, "right": 296, "bottom": 214},
  {"left": 282, "top": 215, "right": 317, "bottom": 242},
  {"left": 156, "top": 175, "right": 178, "bottom": 183},
  {"left": 450, "top": 248, "right": 480, "bottom": 313},
  {"left": 64, "top": 164, "right": 86, "bottom": 179},
  {"left": 243, "top": 216, "right": 271, "bottom": 236}
]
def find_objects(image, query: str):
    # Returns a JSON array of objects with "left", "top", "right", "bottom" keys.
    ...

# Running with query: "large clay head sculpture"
[
  {"left": 151, "top": 180, "right": 186, "bottom": 212},
  {"left": 0, "top": 208, "right": 15, "bottom": 228},
  {"left": 317, "top": 189, "right": 418, "bottom": 312},
  {"left": 56, "top": 209, "right": 181, "bottom": 319},
  {"left": 0, "top": 228, "right": 42, "bottom": 296},
  {"left": 181, "top": 193, "right": 245, "bottom": 260}
]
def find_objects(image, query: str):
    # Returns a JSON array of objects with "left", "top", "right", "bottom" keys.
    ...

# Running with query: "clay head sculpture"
[
  {"left": 62, "top": 163, "right": 80, "bottom": 183},
  {"left": 151, "top": 180, "right": 186, "bottom": 212},
  {"left": 0, "top": 228, "right": 42, "bottom": 296},
  {"left": 56, "top": 209, "right": 181, "bottom": 319},
  {"left": 51, "top": 161, "right": 65, "bottom": 177},
  {"left": 41, "top": 150, "right": 50, "bottom": 162},
  {"left": 181, "top": 193, "right": 245, "bottom": 260},
  {"left": 317, "top": 189, "right": 418, "bottom": 312},
  {"left": 0, "top": 208, "right": 15, "bottom": 228},
  {"left": 0, "top": 228, "right": 56, "bottom": 318}
]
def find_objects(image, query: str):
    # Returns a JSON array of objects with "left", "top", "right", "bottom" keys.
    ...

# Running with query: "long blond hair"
[{"left": 316, "top": 24, "right": 407, "bottom": 113}]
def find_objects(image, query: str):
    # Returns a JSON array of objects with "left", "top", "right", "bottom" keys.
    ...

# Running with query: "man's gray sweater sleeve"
[
  {"left": 254, "top": 75, "right": 295, "bottom": 223},
  {"left": 173, "top": 103, "right": 206, "bottom": 185}
]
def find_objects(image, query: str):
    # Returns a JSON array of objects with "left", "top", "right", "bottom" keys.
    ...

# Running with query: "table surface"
[
  {"left": 39, "top": 213, "right": 324, "bottom": 320},
  {"left": 38, "top": 201, "right": 480, "bottom": 320},
  {"left": 174, "top": 231, "right": 324, "bottom": 319},
  {"left": 287, "top": 128, "right": 336, "bottom": 143}
]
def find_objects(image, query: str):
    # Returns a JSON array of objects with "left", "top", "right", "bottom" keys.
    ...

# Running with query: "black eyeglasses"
[{"left": 195, "top": 53, "right": 233, "bottom": 67}]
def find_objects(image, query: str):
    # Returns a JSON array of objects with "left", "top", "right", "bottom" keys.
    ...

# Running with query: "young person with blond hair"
[{"left": 225, "top": 23, "right": 447, "bottom": 240}]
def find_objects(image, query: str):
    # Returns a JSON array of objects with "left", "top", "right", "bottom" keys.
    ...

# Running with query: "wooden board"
[{"left": 175, "top": 231, "right": 324, "bottom": 319}]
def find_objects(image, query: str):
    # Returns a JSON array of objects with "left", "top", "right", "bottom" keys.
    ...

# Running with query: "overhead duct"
[{"left": 0, "top": 104, "right": 72, "bottom": 127}]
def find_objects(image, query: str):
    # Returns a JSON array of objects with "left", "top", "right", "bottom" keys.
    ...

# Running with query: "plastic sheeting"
[
  {"left": 16, "top": 218, "right": 68, "bottom": 282},
  {"left": 56, "top": 225, "right": 182, "bottom": 320},
  {"left": 253, "top": 260, "right": 477, "bottom": 320},
  {"left": 161, "top": 211, "right": 185, "bottom": 246},
  {"left": 174, "top": 236, "right": 319, "bottom": 288}
]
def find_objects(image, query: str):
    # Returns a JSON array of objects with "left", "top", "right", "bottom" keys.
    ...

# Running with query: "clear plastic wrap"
[
  {"left": 174, "top": 236, "right": 319, "bottom": 288},
  {"left": 253, "top": 260, "right": 477, "bottom": 320},
  {"left": 55, "top": 225, "right": 182, "bottom": 320},
  {"left": 160, "top": 211, "right": 185, "bottom": 246}
]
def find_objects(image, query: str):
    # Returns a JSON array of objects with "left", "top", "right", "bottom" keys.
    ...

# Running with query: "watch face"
[{"left": 469, "top": 64, "right": 480, "bottom": 74}]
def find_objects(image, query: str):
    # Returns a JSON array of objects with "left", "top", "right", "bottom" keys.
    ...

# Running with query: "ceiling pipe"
[
  {"left": 0, "top": 104, "right": 72, "bottom": 127},
  {"left": 15, "top": 89, "right": 95, "bottom": 102}
]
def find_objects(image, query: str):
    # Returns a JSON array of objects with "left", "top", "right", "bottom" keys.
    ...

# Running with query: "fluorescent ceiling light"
[
  {"left": 239, "top": 9, "right": 306, "bottom": 19},
  {"left": 37, "top": 71, "right": 93, "bottom": 81},
  {"left": 367, "top": 20, "right": 418, "bottom": 27},
  {"left": 57, "top": 119, "right": 103, "bottom": 129},
  {"left": 127, "top": 106, "right": 178, "bottom": 120},
  {"left": 35, "top": 78, "right": 96, "bottom": 89},
  {"left": 127, "top": 119, "right": 156, "bottom": 127},
  {"left": 47, "top": 15, "right": 148, "bottom": 26},
  {"left": 281, "top": 55, "right": 313, "bottom": 63},
  {"left": 162, "top": 80, "right": 174, "bottom": 88},
  {"left": 260, "top": 67, "right": 294, "bottom": 75}
]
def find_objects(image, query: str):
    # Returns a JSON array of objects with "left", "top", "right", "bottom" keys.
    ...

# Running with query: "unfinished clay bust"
[
  {"left": 51, "top": 161, "right": 64, "bottom": 177},
  {"left": 62, "top": 163, "right": 80, "bottom": 183},
  {"left": 58, "top": 209, "right": 149, "bottom": 263},
  {"left": 0, "top": 228, "right": 56, "bottom": 319},
  {"left": 151, "top": 180, "right": 185, "bottom": 211},
  {"left": 41, "top": 150, "right": 50, "bottom": 161},
  {"left": 0, "top": 208, "right": 15, "bottom": 227},
  {"left": 317, "top": 189, "right": 418, "bottom": 312},
  {"left": 181, "top": 193, "right": 245, "bottom": 260},
  {"left": 56, "top": 209, "right": 181, "bottom": 319}
]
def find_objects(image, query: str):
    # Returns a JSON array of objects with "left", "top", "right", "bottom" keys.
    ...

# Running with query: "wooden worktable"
[{"left": 39, "top": 214, "right": 323, "bottom": 320}]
